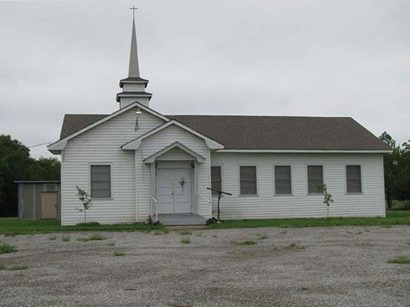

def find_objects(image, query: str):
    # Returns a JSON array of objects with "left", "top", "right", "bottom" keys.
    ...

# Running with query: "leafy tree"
[
  {"left": 379, "top": 132, "right": 410, "bottom": 207},
  {"left": 0, "top": 134, "right": 61, "bottom": 217},
  {"left": 319, "top": 184, "right": 334, "bottom": 217},
  {"left": 76, "top": 186, "right": 92, "bottom": 224},
  {"left": 28, "top": 157, "right": 60, "bottom": 181},
  {"left": 0, "top": 135, "right": 31, "bottom": 216}
]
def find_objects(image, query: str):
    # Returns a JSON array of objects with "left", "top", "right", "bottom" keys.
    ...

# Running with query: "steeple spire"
[
  {"left": 117, "top": 8, "right": 152, "bottom": 109},
  {"left": 128, "top": 11, "right": 140, "bottom": 77}
]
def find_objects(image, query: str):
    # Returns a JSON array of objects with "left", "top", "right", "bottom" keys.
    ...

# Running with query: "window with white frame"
[
  {"left": 346, "top": 165, "right": 362, "bottom": 193},
  {"left": 307, "top": 165, "right": 323, "bottom": 194},
  {"left": 90, "top": 165, "right": 111, "bottom": 198},
  {"left": 275, "top": 166, "right": 291, "bottom": 195},
  {"left": 240, "top": 166, "right": 257, "bottom": 195},
  {"left": 211, "top": 166, "right": 222, "bottom": 195}
]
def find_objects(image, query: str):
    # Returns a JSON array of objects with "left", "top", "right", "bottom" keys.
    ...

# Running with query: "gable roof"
[
  {"left": 168, "top": 115, "right": 389, "bottom": 151},
  {"left": 121, "top": 120, "right": 224, "bottom": 150},
  {"left": 60, "top": 114, "right": 108, "bottom": 139},
  {"left": 143, "top": 141, "right": 206, "bottom": 163},
  {"left": 57, "top": 113, "right": 390, "bottom": 152}
]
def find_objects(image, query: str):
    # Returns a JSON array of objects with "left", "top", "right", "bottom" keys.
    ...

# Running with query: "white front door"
[{"left": 156, "top": 169, "right": 192, "bottom": 214}]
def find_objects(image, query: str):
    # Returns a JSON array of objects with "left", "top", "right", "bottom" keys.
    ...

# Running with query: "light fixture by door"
[{"left": 135, "top": 108, "right": 142, "bottom": 130}]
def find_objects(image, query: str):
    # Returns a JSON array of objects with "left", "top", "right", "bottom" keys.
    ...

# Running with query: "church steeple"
[
  {"left": 117, "top": 9, "right": 152, "bottom": 108},
  {"left": 128, "top": 15, "right": 140, "bottom": 78}
]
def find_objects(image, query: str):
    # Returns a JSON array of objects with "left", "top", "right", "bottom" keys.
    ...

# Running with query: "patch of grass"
[
  {"left": 235, "top": 240, "right": 257, "bottom": 246},
  {"left": 285, "top": 243, "right": 305, "bottom": 250},
  {"left": 207, "top": 211, "right": 410, "bottom": 230},
  {"left": 77, "top": 234, "right": 107, "bottom": 242},
  {"left": 0, "top": 218, "right": 165, "bottom": 236},
  {"left": 179, "top": 230, "right": 192, "bottom": 235},
  {"left": 3, "top": 232, "right": 17, "bottom": 237},
  {"left": 180, "top": 237, "right": 191, "bottom": 244},
  {"left": 106, "top": 242, "right": 115, "bottom": 246},
  {"left": 76, "top": 222, "right": 101, "bottom": 227},
  {"left": 257, "top": 234, "right": 268, "bottom": 240},
  {"left": 0, "top": 264, "right": 28, "bottom": 271},
  {"left": 152, "top": 231, "right": 164, "bottom": 235},
  {"left": 48, "top": 236, "right": 56, "bottom": 240},
  {"left": 0, "top": 243, "right": 17, "bottom": 254},
  {"left": 387, "top": 256, "right": 410, "bottom": 264},
  {"left": 113, "top": 251, "right": 126, "bottom": 257},
  {"left": 61, "top": 236, "right": 70, "bottom": 242}
]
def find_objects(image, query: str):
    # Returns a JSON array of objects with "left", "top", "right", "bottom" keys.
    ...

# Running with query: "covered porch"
[{"left": 146, "top": 142, "right": 209, "bottom": 225}]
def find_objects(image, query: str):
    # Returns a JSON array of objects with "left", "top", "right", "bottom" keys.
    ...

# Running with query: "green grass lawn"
[
  {"left": 0, "top": 218, "right": 163, "bottom": 236},
  {"left": 0, "top": 211, "right": 409, "bottom": 235},
  {"left": 207, "top": 210, "right": 410, "bottom": 229}
]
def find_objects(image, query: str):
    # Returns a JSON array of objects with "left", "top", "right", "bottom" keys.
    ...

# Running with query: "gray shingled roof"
[
  {"left": 60, "top": 114, "right": 108, "bottom": 139},
  {"left": 59, "top": 114, "right": 389, "bottom": 151}
]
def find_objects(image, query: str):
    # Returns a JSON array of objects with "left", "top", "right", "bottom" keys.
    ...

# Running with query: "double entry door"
[{"left": 156, "top": 168, "right": 192, "bottom": 214}]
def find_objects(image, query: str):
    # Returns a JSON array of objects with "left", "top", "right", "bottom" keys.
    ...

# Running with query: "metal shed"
[{"left": 15, "top": 181, "right": 61, "bottom": 220}]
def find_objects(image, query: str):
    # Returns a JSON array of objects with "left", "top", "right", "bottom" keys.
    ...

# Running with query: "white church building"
[{"left": 48, "top": 17, "right": 390, "bottom": 226}]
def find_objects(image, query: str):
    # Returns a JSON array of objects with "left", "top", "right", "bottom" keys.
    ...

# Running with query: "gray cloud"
[{"left": 0, "top": 0, "right": 409, "bottom": 158}]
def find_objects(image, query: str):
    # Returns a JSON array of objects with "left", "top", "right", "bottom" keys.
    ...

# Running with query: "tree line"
[
  {"left": 379, "top": 132, "right": 410, "bottom": 208},
  {"left": 0, "top": 132, "right": 409, "bottom": 217},
  {"left": 0, "top": 135, "right": 60, "bottom": 216}
]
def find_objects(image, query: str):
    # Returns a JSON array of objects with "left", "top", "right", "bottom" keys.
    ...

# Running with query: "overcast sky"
[{"left": 0, "top": 0, "right": 409, "bottom": 158}]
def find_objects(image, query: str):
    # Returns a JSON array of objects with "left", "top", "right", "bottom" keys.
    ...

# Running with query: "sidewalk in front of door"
[{"left": 158, "top": 213, "right": 207, "bottom": 226}]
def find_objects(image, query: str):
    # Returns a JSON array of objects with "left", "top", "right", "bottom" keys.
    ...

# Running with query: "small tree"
[
  {"left": 76, "top": 185, "right": 92, "bottom": 224},
  {"left": 319, "top": 184, "right": 334, "bottom": 218}
]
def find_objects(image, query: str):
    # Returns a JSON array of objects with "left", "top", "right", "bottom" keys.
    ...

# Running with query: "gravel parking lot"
[{"left": 1, "top": 226, "right": 410, "bottom": 307}]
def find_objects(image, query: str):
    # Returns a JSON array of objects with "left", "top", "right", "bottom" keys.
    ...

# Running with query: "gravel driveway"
[{"left": 1, "top": 226, "right": 410, "bottom": 307}]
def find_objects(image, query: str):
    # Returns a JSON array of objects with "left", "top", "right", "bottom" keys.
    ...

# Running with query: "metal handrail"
[{"left": 150, "top": 195, "right": 159, "bottom": 223}]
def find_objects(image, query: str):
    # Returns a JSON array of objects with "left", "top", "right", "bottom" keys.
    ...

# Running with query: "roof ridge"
[
  {"left": 64, "top": 113, "right": 109, "bottom": 116},
  {"left": 168, "top": 114, "right": 353, "bottom": 119}
]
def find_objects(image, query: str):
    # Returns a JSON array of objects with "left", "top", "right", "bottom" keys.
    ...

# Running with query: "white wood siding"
[
  {"left": 136, "top": 125, "right": 212, "bottom": 221},
  {"left": 211, "top": 153, "right": 385, "bottom": 219},
  {"left": 61, "top": 107, "right": 164, "bottom": 225}
]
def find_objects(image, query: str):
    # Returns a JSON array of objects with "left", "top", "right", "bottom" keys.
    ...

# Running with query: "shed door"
[{"left": 41, "top": 192, "right": 57, "bottom": 219}]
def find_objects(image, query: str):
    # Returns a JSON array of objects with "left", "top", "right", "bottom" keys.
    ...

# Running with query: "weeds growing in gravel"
[
  {"left": 61, "top": 236, "right": 70, "bottom": 242},
  {"left": 235, "top": 240, "right": 257, "bottom": 246},
  {"left": 285, "top": 243, "right": 305, "bottom": 249},
  {"left": 257, "top": 234, "right": 268, "bottom": 240},
  {"left": 179, "top": 230, "right": 192, "bottom": 235},
  {"left": 0, "top": 264, "right": 28, "bottom": 271},
  {"left": 107, "top": 242, "right": 115, "bottom": 246},
  {"left": 48, "top": 236, "right": 56, "bottom": 240},
  {"left": 113, "top": 251, "right": 126, "bottom": 256},
  {"left": 77, "top": 234, "right": 107, "bottom": 242},
  {"left": 180, "top": 237, "right": 191, "bottom": 244},
  {"left": 0, "top": 243, "right": 17, "bottom": 254},
  {"left": 387, "top": 256, "right": 410, "bottom": 264}
]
